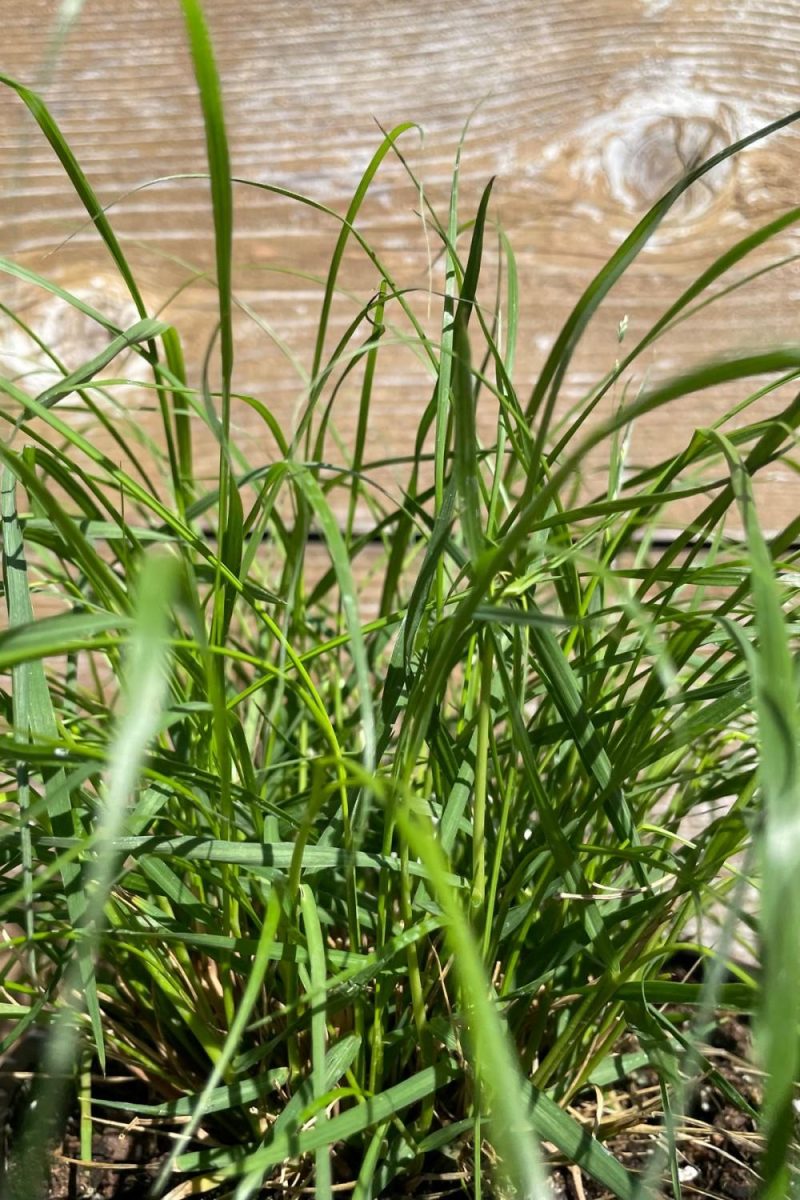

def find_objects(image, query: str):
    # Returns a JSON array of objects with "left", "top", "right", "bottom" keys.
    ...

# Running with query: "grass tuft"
[{"left": 1, "top": 8, "right": 800, "bottom": 1197}]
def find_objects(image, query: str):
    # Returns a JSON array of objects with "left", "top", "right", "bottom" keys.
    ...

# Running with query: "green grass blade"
[
  {"left": 37, "top": 835, "right": 468, "bottom": 885},
  {"left": 1, "top": 466, "right": 105, "bottom": 1063},
  {"left": 32, "top": 318, "right": 166, "bottom": 412},
  {"left": 291, "top": 465, "right": 376, "bottom": 772},
  {"left": 456, "top": 176, "right": 495, "bottom": 329},
  {"left": 310, "top": 122, "right": 417, "bottom": 384},
  {"left": 180, "top": 0, "right": 233, "bottom": 398},
  {"left": 0, "top": 74, "right": 149, "bottom": 320},
  {"left": 178, "top": 1058, "right": 454, "bottom": 1178},
  {"left": 9, "top": 550, "right": 180, "bottom": 1197},
  {"left": 394, "top": 799, "right": 548, "bottom": 1199},
  {"left": 523, "top": 107, "right": 800, "bottom": 484},
  {"left": 300, "top": 883, "right": 333, "bottom": 1200},
  {"left": 705, "top": 429, "right": 800, "bottom": 1198},
  {"left": 453, "top": 308, "right": 483, "bottom": 559},
  {"left": 550, "top": 204, "right": 800, "bottom": 462},
  {"left": 153, "top": 886, "right": 282, "bottom": 1195},
  {"left": 402, "top": 347, "right": 800, "bottom": 773}
]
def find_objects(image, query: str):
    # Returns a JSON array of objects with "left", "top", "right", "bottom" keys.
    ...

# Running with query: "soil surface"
[
  {"left": 0, "top": 1011, "right": 769, "bottom": 1200},
  {"left": 1, "top": 1062, "right": 166, "bottom": 1200},
  {"left": 548, "top": 1015, "right": 763, "bottom": 1200}
]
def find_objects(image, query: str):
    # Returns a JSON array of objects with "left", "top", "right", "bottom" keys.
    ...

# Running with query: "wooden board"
[{"left": 1, "top": 0, "right": 799, "bottom": 529}]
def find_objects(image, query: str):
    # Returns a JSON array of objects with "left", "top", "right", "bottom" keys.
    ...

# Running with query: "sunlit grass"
[{"left": 1, "top": 3, "right": 800, "bottom": 1197}]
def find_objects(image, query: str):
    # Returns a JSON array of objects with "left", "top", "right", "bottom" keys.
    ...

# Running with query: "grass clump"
[{"left": 1, "top": 4, "right": 800, "bottom": 1197}]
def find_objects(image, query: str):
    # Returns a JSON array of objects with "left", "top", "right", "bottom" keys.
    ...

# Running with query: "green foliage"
[{"left": 1, "top": 8, "right": 800, "bottom": 1197}]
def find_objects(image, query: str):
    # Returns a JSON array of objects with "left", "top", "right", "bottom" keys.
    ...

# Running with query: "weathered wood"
[{"left": 1, "top": 0, "right": 799, "bottom": 527}]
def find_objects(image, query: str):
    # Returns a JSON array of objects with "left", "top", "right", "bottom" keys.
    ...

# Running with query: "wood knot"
[
  {"left": 609, "top": 112, "right": 734, "bottom": 216},
  {"left": 547, "top": 94, "right": 745, "bottom": 232},
  {"left": 602, "top": 111, "right": 735, "bottom": 218}
]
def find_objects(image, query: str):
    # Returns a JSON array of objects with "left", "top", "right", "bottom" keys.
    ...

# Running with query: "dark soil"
[
  {"left": 43, "top": 1118, "right": 163, "bottom": 1200},
  {"left": 548, "top": 1014, "right": 763, "bottom": 1200},
  {"left": 1, "top": 1062, "right": 167, "bottom": 1200},
  {"left": 1, "top": 1010, "right": 769, "bottom": 1200}
]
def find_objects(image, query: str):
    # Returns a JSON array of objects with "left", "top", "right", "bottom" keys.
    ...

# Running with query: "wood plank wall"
[{"left": 1, "top": 0, "right": 799, "bottom": 528}]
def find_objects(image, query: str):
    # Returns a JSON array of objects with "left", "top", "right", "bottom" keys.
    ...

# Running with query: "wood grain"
[{"left": 1, "top": 0, "right": 799, "bottom": 528}]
